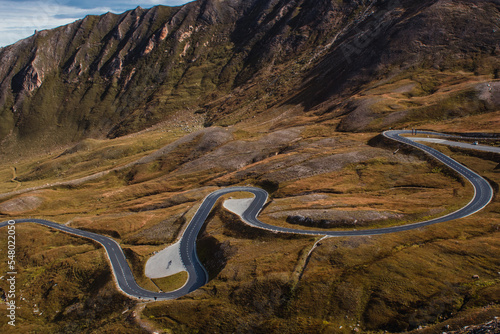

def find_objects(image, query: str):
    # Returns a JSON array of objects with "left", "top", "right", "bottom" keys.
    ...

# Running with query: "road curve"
[{"left": 0, "top": 130, "right": 494, "bottom": 300}]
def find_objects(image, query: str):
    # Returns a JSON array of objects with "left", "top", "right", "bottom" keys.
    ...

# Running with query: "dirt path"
[
  {"left": 291, "top": 235, "right": 330, "bottom": 288},
  {"left": 132, "top": 302, "right": 166, "bottom": 334},
  {"left": 10, "top": 166, "right": 21, "bottom": 191}
]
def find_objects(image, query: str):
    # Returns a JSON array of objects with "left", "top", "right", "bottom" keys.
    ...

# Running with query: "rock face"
[
  {"left": 11, "top": 63, "right": 43, "bottom": 93},
  {"left": 0, "top": 0, "right": 499, "bottom": 150}
]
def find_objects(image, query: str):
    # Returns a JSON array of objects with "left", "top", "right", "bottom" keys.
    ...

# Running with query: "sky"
[{"left": 0, "top": 0, "right": 191, "bottom": 47}]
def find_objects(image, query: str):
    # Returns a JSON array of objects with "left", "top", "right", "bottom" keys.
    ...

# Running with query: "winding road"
[{"left": 0, "top": 130, "right": 495, "bottom": 300}]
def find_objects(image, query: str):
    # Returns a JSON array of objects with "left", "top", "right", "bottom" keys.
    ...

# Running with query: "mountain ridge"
[{"left": 0, "top": 0, "right": 499, "bottom": 154}]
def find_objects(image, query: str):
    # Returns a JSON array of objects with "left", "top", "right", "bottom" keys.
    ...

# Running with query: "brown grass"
[
  {"left": 0, "top": 224, "right": 140, "bottom": 333},
  {"left": 152, "top": 272, "right": 188, "bottom": 292},
  {"left": 143, "top": 146, "right": 500, "bottom": 333},
  {"left": 0, "top": 110, "right": 498, "bottom": 333}
]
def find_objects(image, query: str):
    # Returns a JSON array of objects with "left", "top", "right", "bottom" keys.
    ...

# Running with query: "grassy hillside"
[{"left": 0, "top": 109, "right": 498, "bottom": 332}]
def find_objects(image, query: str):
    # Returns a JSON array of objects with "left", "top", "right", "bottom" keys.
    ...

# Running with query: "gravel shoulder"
[
  {"left": 144, "top": 241, "right": 186, "bottom": 279},
  {"left": 223, "top": 197, "right": 255, "bottom": 218}
]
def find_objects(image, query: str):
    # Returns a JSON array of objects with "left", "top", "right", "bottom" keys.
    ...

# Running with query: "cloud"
[{"left": 0, "top": 0, "right": 190, "bottom": 47}]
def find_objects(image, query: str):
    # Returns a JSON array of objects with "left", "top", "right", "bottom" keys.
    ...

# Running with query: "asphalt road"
[
  {"left": 0, "top": 130, "right": 494, "bottom": 300},
  {"left": 411, "top": 137, "right": 500, "bottom": 153}
]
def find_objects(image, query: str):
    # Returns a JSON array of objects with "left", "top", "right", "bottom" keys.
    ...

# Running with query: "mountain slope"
[{"left": 0, "top": 0, "right": 499, "bottom": 153}]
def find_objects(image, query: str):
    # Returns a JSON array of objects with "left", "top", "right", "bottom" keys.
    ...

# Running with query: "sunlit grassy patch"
[{"left": 152, "top": 271, "right": 188, "bottom": 292}]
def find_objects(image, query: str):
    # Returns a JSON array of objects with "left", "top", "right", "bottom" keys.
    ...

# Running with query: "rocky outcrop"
[
  {"left": 442, "top": 317, "right": 499, "bottom": 334},
  {"left": 158, "top": 24, "right": 169, "bottom": 41},
  {"left": 11, "top": 63, "right": 43, "bottom": 94},
  {"left": 284, "top": 210, "right": 404, "bottom": 228},
  {"left": 141, "top": 39, "right": 155, "bottom": 56}
]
